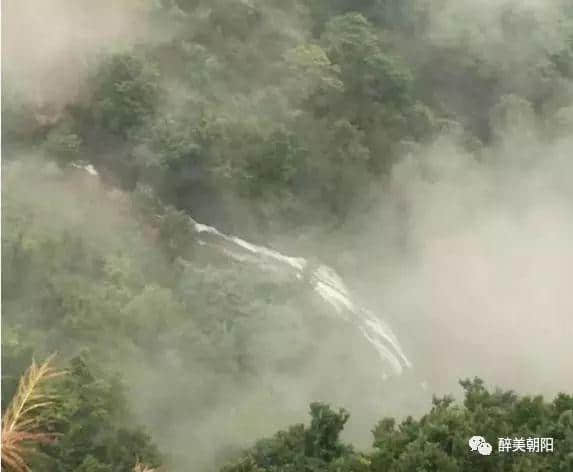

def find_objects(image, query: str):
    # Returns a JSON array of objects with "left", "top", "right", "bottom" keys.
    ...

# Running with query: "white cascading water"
[
  {"left": 75, "top": 163, "right": 412, "bottom": 379},
  {"left": 191, "top": 221, "right": 412, "bottom": 379}
]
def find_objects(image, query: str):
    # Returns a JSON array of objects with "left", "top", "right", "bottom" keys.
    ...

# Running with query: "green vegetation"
[
  {"left": 223, "top": 380, "right": 573, "bottom": 471},
  {"left": 6, "top": 2, "right": 573, "bottom": 231},
  {"left": 3, "top": 0, "right": 573, "bottom": 471}
]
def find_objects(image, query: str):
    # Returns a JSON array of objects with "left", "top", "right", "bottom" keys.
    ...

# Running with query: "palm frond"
[
  {"left": 1, "top": 354, "right": 65, "bottom": 472},
  {"left": 134, "top": 460, "right": 160, "bottom": 472}
]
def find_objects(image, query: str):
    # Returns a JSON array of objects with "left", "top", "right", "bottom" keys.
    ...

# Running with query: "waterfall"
[
  {"left": 73, "top": 162, "right": 412, "bottom": 378},
  {"left": 191, "top": 220, "right": 412, "bottom": 378}
]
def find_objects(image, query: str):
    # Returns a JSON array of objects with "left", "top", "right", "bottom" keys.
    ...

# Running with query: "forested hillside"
[{"left": 2, "top": 0, "right": 573, "bottom": 471}]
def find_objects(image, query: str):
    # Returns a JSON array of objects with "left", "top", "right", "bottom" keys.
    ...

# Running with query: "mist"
[
  {"left": 2, "top": 1, "right": 573, "bottom": 471},
  {"left": 345, "top": 119, "right": 573, "bottom": 396}
]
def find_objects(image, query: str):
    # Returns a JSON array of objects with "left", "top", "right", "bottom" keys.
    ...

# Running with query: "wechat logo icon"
[{"left": 469, "top": 436, "right": 493, "bottom": 456}]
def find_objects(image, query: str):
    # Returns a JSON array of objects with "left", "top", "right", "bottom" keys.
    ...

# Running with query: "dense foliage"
[
  {"left": 223, "top": 380, "right": 573, "bottom": 472},
  {"left": 6, "top": 0, "right": 572, "bottom": 235},
  {"left": 3, "top": 0, "right": 573, "bottom": 471}
]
